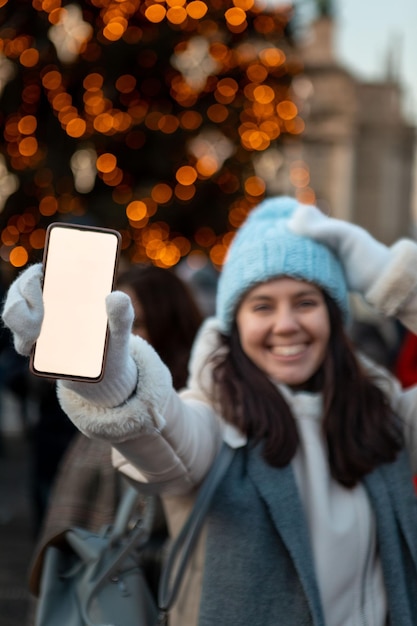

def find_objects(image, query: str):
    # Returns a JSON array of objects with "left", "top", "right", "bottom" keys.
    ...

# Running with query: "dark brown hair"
[
  {"left": 118, "top": 265, "right": 203, "bottom": 390},
  {"left": 211, "top": 292, "right": 403, "bottom": 487}
]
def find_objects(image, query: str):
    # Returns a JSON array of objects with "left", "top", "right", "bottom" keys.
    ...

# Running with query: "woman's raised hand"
[
  {"left": 2, "top": 263, "right": 44, "bottom": 356},
  {"left": 288, "top": 204, "right": 390, "bottom": 294},
  {"left": 61, "top": 291, "right": 138, "bottom": 408}
]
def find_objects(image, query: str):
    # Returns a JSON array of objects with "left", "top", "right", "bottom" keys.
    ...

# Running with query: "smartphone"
[{"left": 30, "top": 223, "right": 121, "bottom": 381}]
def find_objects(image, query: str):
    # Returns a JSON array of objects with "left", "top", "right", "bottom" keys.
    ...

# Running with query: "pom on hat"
[{"left": 215, "top": 196, "right": 349, "bottom": 334}]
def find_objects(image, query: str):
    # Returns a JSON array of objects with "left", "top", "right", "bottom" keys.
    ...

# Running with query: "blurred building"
[{"left": 273, "top": 14, "right": 416, "bottom": 244}]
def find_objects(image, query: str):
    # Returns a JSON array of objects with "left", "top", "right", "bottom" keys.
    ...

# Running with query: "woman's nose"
[{"left": 271, "top": 306, "right": 299, "bottom": 333}]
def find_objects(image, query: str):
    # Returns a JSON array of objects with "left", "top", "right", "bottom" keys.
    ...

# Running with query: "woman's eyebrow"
[
  {"left": 294, "top": 289, "right": 321, "bottom": 297},
  {"left": 247, "top": 289, "right": 320, "bottom": 301},
  {"left": 245, "top": 293, "right": 273, "bottom": 302}
]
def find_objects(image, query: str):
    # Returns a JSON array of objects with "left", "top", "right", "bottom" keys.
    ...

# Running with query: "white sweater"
[{"left": 284, "top": 386, "right": 387, "bottom": 626}]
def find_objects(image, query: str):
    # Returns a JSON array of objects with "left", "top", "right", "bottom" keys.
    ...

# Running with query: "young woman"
[{"left": 3, "top": 196, "right": 417, "bottom": 626}]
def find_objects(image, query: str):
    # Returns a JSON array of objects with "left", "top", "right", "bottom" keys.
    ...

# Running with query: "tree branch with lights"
[{"left": 0, "top": 0, "right": 304, "bottom": 271}]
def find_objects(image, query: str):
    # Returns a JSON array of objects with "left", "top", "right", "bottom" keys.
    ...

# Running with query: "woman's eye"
[
  {"left": 297, "top": 300, "right": 316, "bottom": 308},
  {"left": 252, "top": 303, "right": 271, "bottom": 312}
]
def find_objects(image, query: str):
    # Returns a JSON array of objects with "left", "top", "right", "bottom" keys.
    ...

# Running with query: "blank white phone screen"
[{"left": 31, "top": 224, "right": 120, "bottom": 380}]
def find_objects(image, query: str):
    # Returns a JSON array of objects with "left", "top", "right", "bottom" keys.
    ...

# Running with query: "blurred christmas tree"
[{"left": 0, "top": 0, "right": 305, "bottom": 271}]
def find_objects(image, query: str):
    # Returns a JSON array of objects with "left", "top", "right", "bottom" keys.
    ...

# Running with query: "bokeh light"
[{"left": 0, "top": 0, "right": 304, "bottom": 270}]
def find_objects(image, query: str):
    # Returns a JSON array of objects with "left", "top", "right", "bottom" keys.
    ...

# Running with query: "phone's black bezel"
[{"left": 29, "top": 222, "right": 122, "bottom": 382}]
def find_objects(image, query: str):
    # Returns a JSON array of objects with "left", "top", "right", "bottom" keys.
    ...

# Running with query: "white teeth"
[{"left": 271, "top": 344, "right": 305, "bottom": 356}]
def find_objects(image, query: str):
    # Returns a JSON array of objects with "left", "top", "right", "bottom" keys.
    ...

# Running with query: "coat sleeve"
[
  {"left": 358, "top": 239, "right": 417, "bottom": 474},
  {"left": 111, "top": 391, "right": 223, "bottom": 495},
  {"left": 358, "top": 355, "right": 417, "bottom": 475},
  {"left": 57, "top": 334, "right": 223, "bottom": 496}
]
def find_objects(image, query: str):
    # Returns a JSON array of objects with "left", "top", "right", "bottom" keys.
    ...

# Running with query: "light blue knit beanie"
[{"left": 216, "top": 196, "right": 349, "bottom": 334}]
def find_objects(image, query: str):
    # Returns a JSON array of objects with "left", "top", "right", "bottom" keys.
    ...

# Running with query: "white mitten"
[
  {"left": 61, "top": 291, "right": 138, "bottom": 408},
  {"left": 2, "top": 263, "right": 44, "bottom": 355},
  {"left": 288, "top": 204, "right": 390, "bottom": 294}
]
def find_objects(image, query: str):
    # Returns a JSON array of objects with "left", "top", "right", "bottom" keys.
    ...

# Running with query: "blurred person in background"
[
  {"left": 394, "top": 330, "right": 417, "bottom": 390},
  {"left": 394, "top": 329, "right": 417, "bottom": 492},
  {"left": 0, "top": 262, "right": 78, "bottom": 534}
]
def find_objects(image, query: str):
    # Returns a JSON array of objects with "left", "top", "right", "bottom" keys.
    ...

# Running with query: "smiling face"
[{"left": 236, "top": 277, "right": 331, "bottom": 389}]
